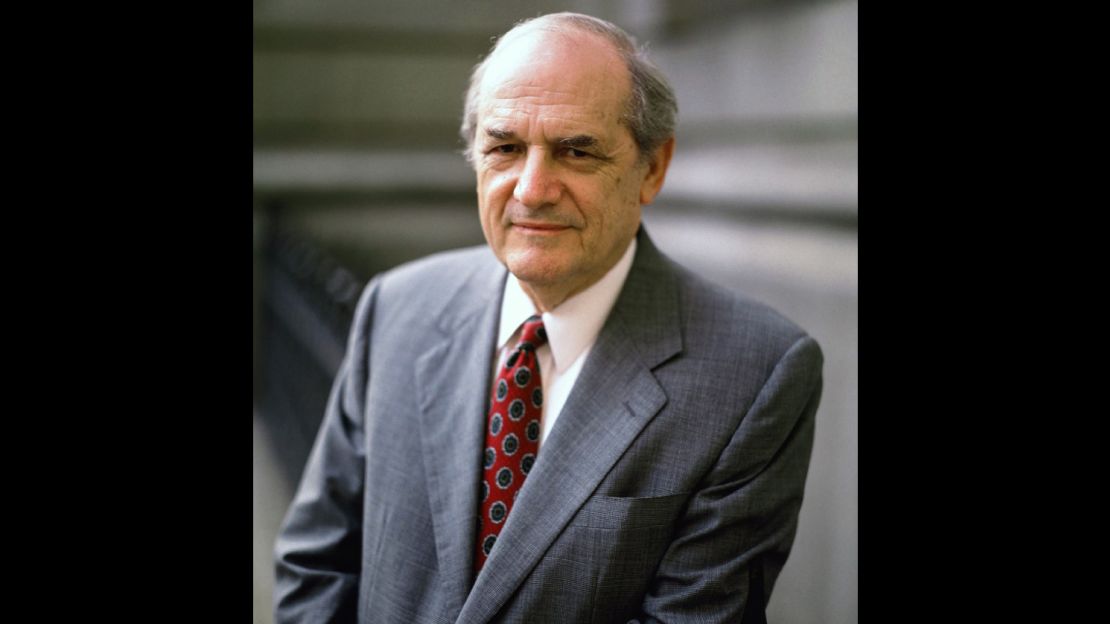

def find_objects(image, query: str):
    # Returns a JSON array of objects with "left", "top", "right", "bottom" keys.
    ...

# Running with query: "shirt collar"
[{"left": 497, "top": 237, "right": 637, "bottom": 374}]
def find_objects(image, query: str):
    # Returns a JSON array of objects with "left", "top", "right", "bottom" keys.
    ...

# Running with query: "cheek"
[
  {"left": 477, "top": 176, "right": 501, "bottom": 218},
  {"left": 593, "top": 179, "right": 643, "bottom": 247},
  {"left": 478, "top": 172, "right": 517, "bottom": 247},
  {"left": 482, "top": 172, "right": 516, "bottom": 210},
  {"left": 582, "top": 175, "right": 639, "bottom": 234}
]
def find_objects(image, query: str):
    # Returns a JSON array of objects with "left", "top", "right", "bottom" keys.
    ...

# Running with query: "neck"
[{"left": 517, "top": 281, "right": 578, "bottom": 313}]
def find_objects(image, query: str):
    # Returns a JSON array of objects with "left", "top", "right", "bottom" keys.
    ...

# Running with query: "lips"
[{"left": 512, "top": 221, "right": 570, "bottom": 231}]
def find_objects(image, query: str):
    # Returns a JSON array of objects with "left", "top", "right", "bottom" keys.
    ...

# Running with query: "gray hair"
[{"left": 460, "top": 12, "right": 677, "bottom": 166}]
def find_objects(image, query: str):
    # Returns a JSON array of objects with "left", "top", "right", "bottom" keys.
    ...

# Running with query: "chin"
[{"left": 503, "top": 249, "right": 572, "bottom": 287}]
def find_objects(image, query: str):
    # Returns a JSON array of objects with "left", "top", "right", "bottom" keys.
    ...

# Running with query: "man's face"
[{"left": 471, "top": 28, "right": 664, "bottom": 306}]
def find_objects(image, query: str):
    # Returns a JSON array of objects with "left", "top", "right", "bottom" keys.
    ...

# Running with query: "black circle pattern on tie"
[
  {"left": 475, "top": 316, "right": 547, "bottom": 573},
  {"left": 514, "top": 367, "right": 531, "bottom": 387},
  {"left": 508, "top": 399, "right": 525, "bottom": 421},
  {"left": 490, "top": 501, "right": 506, "bottom": 523},
  {"left": 503, "top": 433, "right": 519, "bottom": 455}
]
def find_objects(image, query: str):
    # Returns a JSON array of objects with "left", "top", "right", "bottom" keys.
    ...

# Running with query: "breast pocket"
[
  {"left": 556, "top": 493, "right": 690, "bottom": 623},
  {"left": 572, "top": 492, "right": 690, "bottom": 530},
  {"left": 552, "top": 492, "right": 689, "bottom": 567}
]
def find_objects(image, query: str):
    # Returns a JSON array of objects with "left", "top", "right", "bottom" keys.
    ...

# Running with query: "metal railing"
[{"left": 257, "top": 224, "right": 366, "bottom": 487}]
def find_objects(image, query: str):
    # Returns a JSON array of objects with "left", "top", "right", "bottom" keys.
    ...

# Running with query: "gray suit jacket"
[{"left": 274, "top": 228, "right": 823, "bottom": 623}]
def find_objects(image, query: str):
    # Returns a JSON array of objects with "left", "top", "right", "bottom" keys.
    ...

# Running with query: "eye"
[
  {"left": 489, "top": 144, "right": 519, "bottom": 155},
  {"left": 563, "top": 148, "right": 591, "bottom": 159}
]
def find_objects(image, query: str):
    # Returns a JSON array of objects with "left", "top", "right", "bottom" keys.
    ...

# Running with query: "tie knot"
[{"left": 516, "top": 315, "right": 548, "bottom": 351}]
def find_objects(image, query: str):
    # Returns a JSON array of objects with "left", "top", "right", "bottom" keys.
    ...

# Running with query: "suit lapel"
[
  {"left": 415, "top": 253, "right": 507, "bottom": 619},
  {"left": 458, "top": 229, "right": 683, "bottom": 623}
]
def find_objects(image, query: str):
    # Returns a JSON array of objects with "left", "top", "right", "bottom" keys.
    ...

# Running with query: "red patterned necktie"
[{"left": 475, "top": 315, "right": 547, "bottom": 573}]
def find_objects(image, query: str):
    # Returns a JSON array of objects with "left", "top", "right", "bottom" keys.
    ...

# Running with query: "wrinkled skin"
[{"left": 471, "top": 27, "right": 674, "bottom": 311}]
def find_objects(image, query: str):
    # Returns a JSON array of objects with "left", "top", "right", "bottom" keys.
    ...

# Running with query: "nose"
[{"left": 513, "top": 148, "right": 562, "bottom": 208}]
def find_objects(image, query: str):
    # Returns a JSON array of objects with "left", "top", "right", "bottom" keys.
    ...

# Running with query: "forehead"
[{"left": 476, "top": 28, "right": 632, "bottom": 138}]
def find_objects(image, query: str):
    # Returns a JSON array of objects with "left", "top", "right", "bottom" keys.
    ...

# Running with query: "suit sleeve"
[
  {"left": 639, "top": 334, "right": 824, "bottom": 624},
  {"left": 272, "top": 277, "right": 380, "bottom": 624}
]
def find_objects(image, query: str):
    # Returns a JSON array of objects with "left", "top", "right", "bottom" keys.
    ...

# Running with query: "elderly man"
[{"left": 275, "top": 12, "right": 823, "bottom": 623}]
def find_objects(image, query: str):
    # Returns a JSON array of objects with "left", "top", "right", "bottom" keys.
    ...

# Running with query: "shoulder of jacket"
[
  {"left": 670, "top": 260, "right": 814, "bottom": 355},
  {"left": 352, "top": 245, "right": 499, "bottom": 323},
  {"left": 378, "top": 245, "right": 496, "bottom": 287}
]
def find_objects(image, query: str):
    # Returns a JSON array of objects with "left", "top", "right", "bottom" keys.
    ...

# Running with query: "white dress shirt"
[{"left": 492, "top": 237, "right": 638, "bottom": 448}]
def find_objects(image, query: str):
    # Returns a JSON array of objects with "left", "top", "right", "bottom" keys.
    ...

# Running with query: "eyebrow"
[
  {"left": 483, "top": 128, "right": 602, "bottom": 151},
  {"left": 557, "top": 135, "right": 600, "bottom": 150},
  {"left": 485, "top": 128, "right": 516, "bottom": 141}
]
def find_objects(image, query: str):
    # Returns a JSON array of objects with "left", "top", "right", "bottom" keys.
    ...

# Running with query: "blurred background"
[{"left": 252, "top": 1, "right": 857, "bottom": 622}]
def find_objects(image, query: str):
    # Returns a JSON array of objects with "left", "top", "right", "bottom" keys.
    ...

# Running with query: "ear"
[{"left": 638, "top": 136, "right": 676, "bottom": 206}]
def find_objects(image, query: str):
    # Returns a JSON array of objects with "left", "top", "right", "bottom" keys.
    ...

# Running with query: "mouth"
[{"left": 512, "top": 222, "right": 571, "bottom": 234}]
